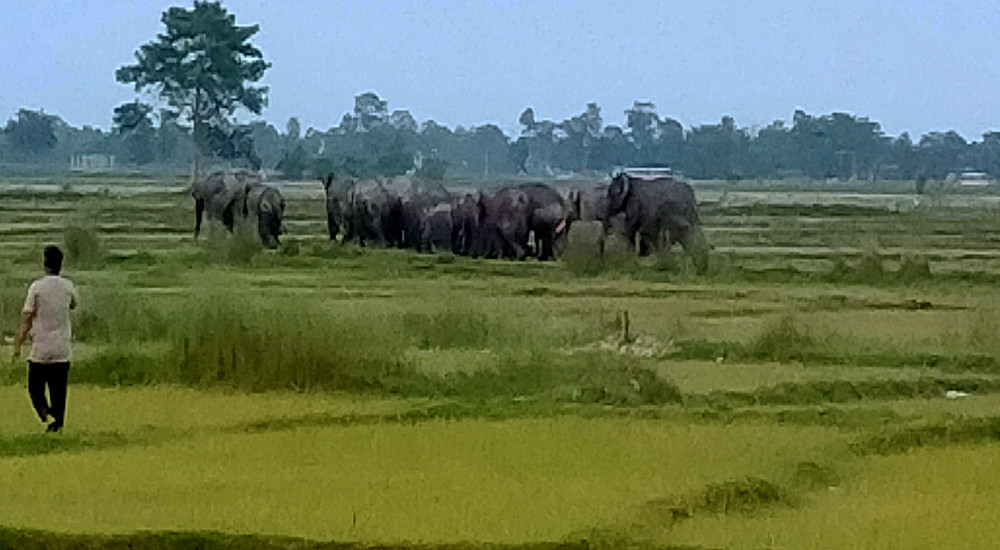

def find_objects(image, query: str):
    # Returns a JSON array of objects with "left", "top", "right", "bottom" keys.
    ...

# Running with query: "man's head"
[{"left": 43, "top": 246, "right": 63, "bottom": 275}]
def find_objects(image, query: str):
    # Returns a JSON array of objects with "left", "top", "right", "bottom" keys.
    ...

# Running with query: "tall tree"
[
  {"left": 3, "top": 109, "right": 58, "bottom": 158},
  {"left": 115, "top": 1, "right": 270, "bottom": 180},
  {"left": 284, "top": 117, "right": 301, "bottom": 141},
  {"left": 113, "top": 101, "right": 155, "bottom": 165}
]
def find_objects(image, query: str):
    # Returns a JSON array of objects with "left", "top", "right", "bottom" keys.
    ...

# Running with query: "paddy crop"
[{"left": 5, "top": 177, "right": 1000, "bottom": 548}]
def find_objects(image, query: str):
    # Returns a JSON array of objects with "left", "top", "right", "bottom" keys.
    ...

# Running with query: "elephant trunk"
[{"left": 681, "top": 225, "right": 710, "bottom": 275}]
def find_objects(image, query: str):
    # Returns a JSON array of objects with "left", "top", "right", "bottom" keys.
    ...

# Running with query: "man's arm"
[{"left": 13, "top": 311, "right": 33, "bottom": 359}]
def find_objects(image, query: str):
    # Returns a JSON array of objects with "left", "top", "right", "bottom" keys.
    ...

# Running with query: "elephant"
[
  {"left": 191, "top": 169, "right": 285, "bottom": 248},
  {"left": 518, "top": 183, "right": 575, "bottom": 260},
  {"left": 606, "top": 170, "right": 709, "bottom": 273},
  {"left": 245, "top": 183, "right": 286, "bottom": 248},
  {"left": 322, "top": 172, "right": 356, "bottom": 241},
  {"left": 397, "top": 182, "right": 452, "bottom": 251},
  {"left": 475, "top": 187, "right": 531, "bottom": 260},
  {"left": 451, "top": 192, "right": 483, "bottom": 256},
  {"left": 419, "top": 201, "right": 454, "bottom": 253},
  {"left": 346, "top": 179, "right": 402, "bottom": 247},
  {"left": 191, "top": 169, "right": 249, "bottom": 237}
]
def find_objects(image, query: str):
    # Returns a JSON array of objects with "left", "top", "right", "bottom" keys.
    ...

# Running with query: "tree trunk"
[{"left": 190, "top": 90, "right": 201, "bottom": 185}]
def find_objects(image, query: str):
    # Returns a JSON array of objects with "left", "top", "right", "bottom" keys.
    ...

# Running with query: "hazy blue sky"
[{"left": 1, "top": 0, "right": 998, "bottom": 140}]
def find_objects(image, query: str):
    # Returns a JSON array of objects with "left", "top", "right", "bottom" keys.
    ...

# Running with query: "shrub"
[
  {"left": 63, "top": 221, "right": 103, "bottom": 267},
  {"left": 201, "top": 217, "right": 262, "bottom": 265},
  {"left": 562, "top": 224, "right": 637, "bottom": 276},
  {"left": 855, "top": 249, "right": 885, "bottom": 282},
  {"left": 403, "top": 308, "right": 490, "bottom": 349},
  {"left": 898, "top": 254, "right": 932, "bottom": 282},
  {"left": 751, "top": 316, "right": 814, "bottom": 362}
]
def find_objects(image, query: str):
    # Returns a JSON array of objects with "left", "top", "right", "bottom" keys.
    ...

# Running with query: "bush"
[
  {"left": 751, "top": 316, "right": 814, "bottom": 362},
  {"left": 855, "top": 250, "right": 884, "bottom": 282},
  {"left": 63, "top": 221, "right": 103, "bottom": 267},
  {"left": 562, "top": 224, "right": 637, "bottom": 276},
  {"left": 898, "top": 254, "right": 932, "bottom": 282}
]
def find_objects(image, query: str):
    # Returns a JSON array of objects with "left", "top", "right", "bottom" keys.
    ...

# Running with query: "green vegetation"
[{"left": 4, "top": 178, "right": 1000, "bottom": 549}]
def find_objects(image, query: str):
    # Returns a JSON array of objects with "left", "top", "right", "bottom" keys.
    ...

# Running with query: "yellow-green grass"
[
  {"left": 0, "top": 385, "right": 424, "bottom": 434},
  {"left": 9, "top": 178, "right": 1000, "bottom": 545},
  {"left": 664, "top": 442, "right": 1000, "bottom": 550},
  {"left": 654, "top": 360, "right": 953, "bottom": 394},
  {"left": 0, "top": 401, "right": 845, "bottom": 543}
]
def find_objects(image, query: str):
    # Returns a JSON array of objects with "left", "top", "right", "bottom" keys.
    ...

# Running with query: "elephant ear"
[{"left": 607, "top": 174, "right": 629, "bottom": 214}]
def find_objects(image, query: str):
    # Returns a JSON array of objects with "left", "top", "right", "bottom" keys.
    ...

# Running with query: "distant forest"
[{"left": 1, "top": 91, "right": 996, "bottom": 182}]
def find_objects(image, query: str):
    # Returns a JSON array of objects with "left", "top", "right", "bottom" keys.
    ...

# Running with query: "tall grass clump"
[
  {"left": 202, "top": 217, "right": 262, "bottom": 265},
  {"left": 73, "top": 288, "right": 168, "bottom": 343},
  {"left": 562, "top": 223, "right": 637, "bottom": 276},
  {"left": 897, "top": 253, "right": 932, "bottom": 282},
  {"left": 63, "top": 219, "right": 103, "bottom": 267},
  {"left": 0, "top": 285, "right": 26, "bottom": 339},
  {"left": 750, "top": 316, "right": 814, "bottom": 362},
  {"left": 403, "top": 308, "right": 490, "bottom": 349},
  {"left": 166, "top": 294, "right": 412, "bottom": 392},
  {"left": 966, "top": 310, "right": 1000, "bottom": 360},
  {"left": 855, "top": 250, "right": 885, "bottom": 282}
]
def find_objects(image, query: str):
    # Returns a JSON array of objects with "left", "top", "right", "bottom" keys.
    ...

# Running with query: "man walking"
[{"left": 13, "top": 246, "right": 77, "bottom": 433}]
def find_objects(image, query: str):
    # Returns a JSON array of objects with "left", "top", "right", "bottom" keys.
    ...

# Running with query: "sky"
[{"left": 1, "top": 0, "right": 998, "bottom": 141}]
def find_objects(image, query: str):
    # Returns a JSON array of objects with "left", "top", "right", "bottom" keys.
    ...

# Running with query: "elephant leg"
[
  {"left": 327, "top": 212, "right": 338, "bottom": 240},
  {"left": 502, "top": 235, "right": 526, "bottom": 260},
  {"left": 194, "top": 199, "right": 205, "bottom": 238},
  {"left": 261, "top": 213, "right": 280, "bottom": 248},
  {"left": 222, "top": 202, "right": 236, "bottom": 233},
  {"left": 451, "top": 224, "right": 463, "bottom": 254},
  {"left": 638, "top": 228, "right": 659, "bottom": 256},
  {"left": 623, "top": 224, "right": 640, "bottom": 254},
  {"left": 539, "top": 233, "right": 554, "bottom": 261}
]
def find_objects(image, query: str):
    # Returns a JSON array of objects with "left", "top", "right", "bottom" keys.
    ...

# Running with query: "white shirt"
[{"left": 22, "top": 275, "right": 77, "bottom": 363}]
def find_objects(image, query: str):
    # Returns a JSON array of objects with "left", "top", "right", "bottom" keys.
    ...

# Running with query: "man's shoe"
[{"left": 45, "top": 423, "right": 61, "bottom": 433}]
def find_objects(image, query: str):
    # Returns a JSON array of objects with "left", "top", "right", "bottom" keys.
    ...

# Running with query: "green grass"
[
  {"left": 0, "top": 397, "right": 845, "bottom": 544},
  {"left": 7, "top": 177, "right": 1000, "bottom": 547},
  {"left": 664, "top": 442, "right": 1000, "bottom": 550}
]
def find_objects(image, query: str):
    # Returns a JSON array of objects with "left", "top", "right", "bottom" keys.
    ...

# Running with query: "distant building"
[
  {"left": 70, "top": 154, "right": 115, "bottom": 171},
  {"left": 959, "top": 171, "right": 993, "bottom": 186}
]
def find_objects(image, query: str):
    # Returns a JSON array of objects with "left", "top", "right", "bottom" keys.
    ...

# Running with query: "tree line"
[
  {"left": 4, "top": 97, "right": 998, "bottom": 183},
  {"left": 2, "top": 1, "right": 997, "bottom": 183}
]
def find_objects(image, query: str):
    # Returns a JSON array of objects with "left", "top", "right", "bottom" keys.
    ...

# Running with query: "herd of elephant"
[{"left": 190, "top": 168, "right": 710, "bottom": 273}]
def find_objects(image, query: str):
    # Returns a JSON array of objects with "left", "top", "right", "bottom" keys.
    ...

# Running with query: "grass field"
[{"left": 2, "top": 174, "right": 1000, "bottom": 549}]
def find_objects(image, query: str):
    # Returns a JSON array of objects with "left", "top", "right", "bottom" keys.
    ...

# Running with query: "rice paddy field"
[{"left": 3, "top": 173, "right": 1000, "bottom": 549}]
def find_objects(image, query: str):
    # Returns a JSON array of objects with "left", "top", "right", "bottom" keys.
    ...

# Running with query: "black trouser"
[{"left": 28, "top": 361, "right": 70, "bottom": 429}]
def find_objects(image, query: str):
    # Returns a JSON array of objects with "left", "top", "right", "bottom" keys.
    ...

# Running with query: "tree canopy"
[{"left": 115, "top": 1, "right": 270, "bottom": 175}]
